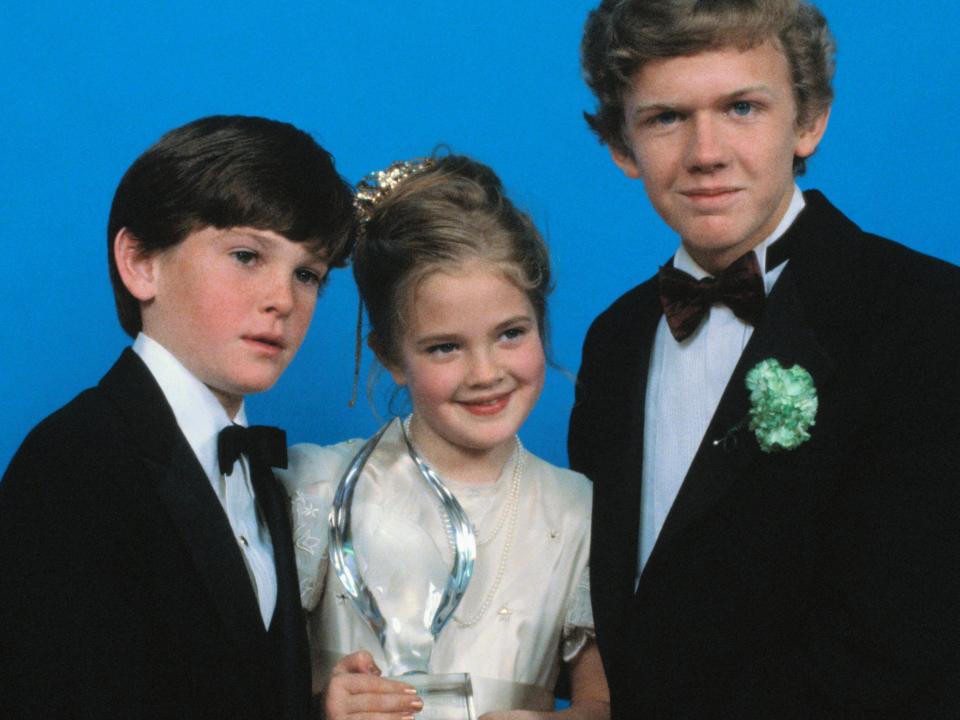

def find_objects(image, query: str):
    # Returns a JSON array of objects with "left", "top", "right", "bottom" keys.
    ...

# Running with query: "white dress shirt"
[
  {"left": 637, "top": 186, "right": 806, "bottom": 580},
  {"left": 133, "top": 333, "right": 277, "bottom": 627}
]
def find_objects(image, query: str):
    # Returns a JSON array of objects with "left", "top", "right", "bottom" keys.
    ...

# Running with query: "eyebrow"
[
  {"left": 629, "top": 84, "right": 777, "bottom": 118},
  {"left": 224, "top": 229, "right": 273, "bottom": 243},
  {"left": 495, "top": 314, "right": 535, "bottom": 331}
]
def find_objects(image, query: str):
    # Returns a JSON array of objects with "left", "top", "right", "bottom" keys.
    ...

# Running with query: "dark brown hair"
[{"left": 107, "top": 115, "right": 356, "bottom": 337}]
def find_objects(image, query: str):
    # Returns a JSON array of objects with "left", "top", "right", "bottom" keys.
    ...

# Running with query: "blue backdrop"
[{"left": 2, "top": 1, "right": 958, "bottom": 471}]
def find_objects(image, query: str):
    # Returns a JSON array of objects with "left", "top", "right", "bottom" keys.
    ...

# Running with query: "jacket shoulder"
[
  {"left": 0, "top": 380, "right": 142, "bottom": 527},
  {"left": 857, "top": 231, "right": 959, "bottom": 292},
  {"left": 802, "top": 190, "right": 958, "bottom": 289},
  {"left": 585, "top": 275, "right": 659, "bottom": 339},
  {"left": 4, "top": 386, "right": 118, "bottom": 477}
]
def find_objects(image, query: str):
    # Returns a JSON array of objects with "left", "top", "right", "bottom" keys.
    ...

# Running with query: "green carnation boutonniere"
[{"left": 744, "top": 358, "right": 818, "bottom": 453}]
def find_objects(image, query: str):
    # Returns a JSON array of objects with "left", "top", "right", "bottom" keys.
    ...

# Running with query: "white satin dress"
[{"left": 277, "top": 420, "right": 595, "bottom": 715}]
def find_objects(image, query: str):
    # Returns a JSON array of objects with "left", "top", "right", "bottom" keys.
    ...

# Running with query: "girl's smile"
[
  {"left": 458, "top": 393, "right": 512, "bottom": 416},
  {"left": 386, "top": 260, "right": 546, "bottom": 481}
]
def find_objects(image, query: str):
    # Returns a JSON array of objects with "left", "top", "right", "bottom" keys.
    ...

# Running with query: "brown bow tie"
[
  {"left": 658, "top": 250, "right": 766, "bottom": 342},
  {"left": 217, "top": 424, "right": 288, "bottom": 476}
]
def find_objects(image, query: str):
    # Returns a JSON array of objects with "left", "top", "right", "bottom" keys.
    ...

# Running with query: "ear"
[
  {"left": 385, "top": 364, "right": 407, "bottom": 387},
  {"left": 794, "top": 106, "right": 831, "bottom": 160},
  {"left": 113, "top": 228, "right": 160, "bottom": 302},
  {"left": 367, "top": 334, "right": 407, "bottom": 386},
  {"left": 609, "top": 145, "right": 642, "bottom": 180}
]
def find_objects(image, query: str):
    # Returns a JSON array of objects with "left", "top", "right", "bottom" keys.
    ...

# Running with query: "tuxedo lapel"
[
  {"left": 150, "top": 442, "right": 268, "bottom": 659},
  {"left": 603, "top": 280, "right": 664, "bottom": 598},
  {"left": 643, "top": 216, "right": 836, "bottom": 578},
  {"left": 98, "top": 350, "right": 271, "bottom": 685}
]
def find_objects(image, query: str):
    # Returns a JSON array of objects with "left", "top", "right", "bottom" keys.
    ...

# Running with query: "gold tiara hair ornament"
[{"left": 354, "top": 157, "right": 434, "bottom": 229}]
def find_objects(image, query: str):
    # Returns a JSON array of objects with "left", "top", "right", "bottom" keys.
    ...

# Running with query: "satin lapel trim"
[{"left": 644, "top": 264, "right": 835, "bottom": 573}]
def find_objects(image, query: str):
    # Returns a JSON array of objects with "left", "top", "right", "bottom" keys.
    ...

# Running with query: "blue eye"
[
  {"left": 501, "top": 327, "right": 526, "bottom": 342},
  {"left": 731, "top": 101, "right": 753, "bottom": 117}
]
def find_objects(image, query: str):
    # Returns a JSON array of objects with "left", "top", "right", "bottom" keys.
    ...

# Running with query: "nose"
[
  {"left": 685, "top": 114, "right": 727, "bottom": 173},
  {"left": 465, "top": 347, "right": 504, "bottom": 387},
  {"left": 262, "top": 270, "right": 295, "bottom": 316}
]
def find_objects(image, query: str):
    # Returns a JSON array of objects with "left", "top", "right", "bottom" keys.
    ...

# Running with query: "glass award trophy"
[{"left": 328, "top": 420, "right": 478, "bottom": 720}]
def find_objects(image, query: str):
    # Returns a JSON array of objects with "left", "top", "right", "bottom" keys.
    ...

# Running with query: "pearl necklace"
[
  {"left": 453, "top": 438, "right": 523, "bottom": 628},
  {"left": 402, "top": 416, "right": 524, "bottom": 628}
]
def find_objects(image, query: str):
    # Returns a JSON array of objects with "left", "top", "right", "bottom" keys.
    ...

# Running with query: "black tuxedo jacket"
[
  {"left": 0, "top": 349, "right": 310, "bottom": 719},
  {"left": 569, "top": 192, "right": 960, "bottom": 719}
]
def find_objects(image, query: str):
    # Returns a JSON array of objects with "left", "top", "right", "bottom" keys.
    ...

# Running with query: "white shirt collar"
[
  {"left": 674, "top": 185, "right": 806, "bottom": 293},
  {"left": 132, "top": 333, "right": 248, "bottom": 484}
]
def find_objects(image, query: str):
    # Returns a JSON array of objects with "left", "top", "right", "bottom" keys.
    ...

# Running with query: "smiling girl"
[{"left": 278, "top": 155, "right": 609, "bottom": 720}]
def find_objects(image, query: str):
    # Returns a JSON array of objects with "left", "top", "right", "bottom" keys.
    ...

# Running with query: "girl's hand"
[{"left": 323, "top": 650, "right": 423, "bottom": 720}]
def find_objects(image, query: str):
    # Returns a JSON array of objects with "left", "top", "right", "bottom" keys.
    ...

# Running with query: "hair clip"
[{"left": 354, "top": 158, "right": 434, "bottom": 228}]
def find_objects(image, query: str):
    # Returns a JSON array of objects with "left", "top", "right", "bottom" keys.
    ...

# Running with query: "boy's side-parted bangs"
[{"left": 107, "top": 115, "right": 356, "bottom": 337}]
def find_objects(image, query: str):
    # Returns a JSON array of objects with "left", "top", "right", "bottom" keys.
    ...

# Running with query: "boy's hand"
[{"left": 324, "top": 650, "right": 423, "bottom": 720}]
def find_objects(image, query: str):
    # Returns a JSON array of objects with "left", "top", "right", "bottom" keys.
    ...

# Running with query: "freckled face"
[
  {"left": 387, "top": 262, "right": 546, "bottom": 466},
  {"left": 612, "top": 42, "right": 828, "bottom": 274},
  {"left": 141, "top": 226, "right": 328, "bottom": 415}
]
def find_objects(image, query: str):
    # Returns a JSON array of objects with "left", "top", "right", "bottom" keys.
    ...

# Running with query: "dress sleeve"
[
  {"left": 279, "top": 440, "right": 362, "bottom": 611},
  {"left": 562, "top": 554, "right": 596, "bottom": 662}
]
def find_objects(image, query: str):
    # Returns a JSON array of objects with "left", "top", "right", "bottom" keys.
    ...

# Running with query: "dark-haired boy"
[
  {"left": 0, "top": 115, "right": 355, "bottom": 719},
  {"left": 569, "top": 1, "right": 960, "bottom": 717}
]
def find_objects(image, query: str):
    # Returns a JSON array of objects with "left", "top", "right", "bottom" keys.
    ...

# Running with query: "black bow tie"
[
  {"left": 658, "top": 250, "right": 766, "bottom": 342},
  {"left": 217, "top": 424, "right": 288, "bottom": 476}
]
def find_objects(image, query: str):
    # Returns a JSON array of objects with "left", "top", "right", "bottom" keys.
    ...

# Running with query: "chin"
[
  {"left": 683, "top": 235, "right": 750, "bottom": 261},
  {"left": 471, "top": 420, "right": 526, "bottom": 449},
  {"left": 230, "top": 375, "right": 281, "bottom": 397},
  {"left": 682, "top": 225, "right": 737, "bottom": 249}
]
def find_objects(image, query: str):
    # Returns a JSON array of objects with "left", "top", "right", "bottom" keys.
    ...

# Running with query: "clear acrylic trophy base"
[{"left": 391, "top": 672, "right": 477, "bottom": 720}]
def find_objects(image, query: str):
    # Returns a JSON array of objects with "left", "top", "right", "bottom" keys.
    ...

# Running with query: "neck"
[
  {"left": 208, "top": 385, "right": 242, "bottom": 419},
  {"left": 687, "top": 245, "right": 756, "bottom": 277},
  {"left": 407, "top": 416, "right": 515, "bottom": 485},
  {"left": 684, "top": 241, "right": 760, "bottom": 276}
]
